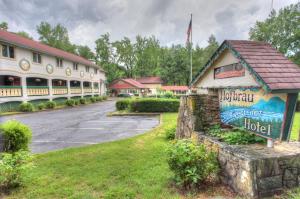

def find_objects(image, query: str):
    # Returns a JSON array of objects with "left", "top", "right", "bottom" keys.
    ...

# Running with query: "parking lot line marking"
[
  {"left": 65, "top": 127, "right": 151, "bottom": 131},
  {"left": 32, "top": 140, "right": 98, "bottom": 144}
]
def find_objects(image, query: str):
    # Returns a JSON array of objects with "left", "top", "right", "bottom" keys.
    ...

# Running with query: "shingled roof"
[
  {"left": 192, "top": 40, "right": 300, "bottom": 92},
  {"left": 0, "top": 29, "right": 104, "bottom": 71},
  {"left": 136, "top": 76, "right": 163, "bottom": 84},
  {"left": 109, "top": 78, "right": 145, "bottom": 89}
]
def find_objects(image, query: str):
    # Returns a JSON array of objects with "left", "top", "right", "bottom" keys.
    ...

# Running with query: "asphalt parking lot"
[{"left": 0, "top": 99, "right": 159, "bottom": 153}]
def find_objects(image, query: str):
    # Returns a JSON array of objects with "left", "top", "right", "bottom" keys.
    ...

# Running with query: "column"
[
  {"left": 80, "top": 81, "right": 84, "bottom": 98},
  {"left": 91, "top": 82, "right": 94, "bottom": 97},
  {"left": 49, "top": 78, "right": 53, "bottom": 101},
  {"left": 67, "top": 80, "right": 71, "bottom": 99},
  {"left": 21, "top": 76, "right": 28, "bottom": 102}
]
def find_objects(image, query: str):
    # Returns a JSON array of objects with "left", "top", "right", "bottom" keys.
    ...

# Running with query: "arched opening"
[
  {"left": 0, "top": 75, "right": 22, "bottom": 97},
  {"left": 83, "top": 81, "right": 92, "bottom": 93},
  {"left": 93, "top": 82, "right": 99, "bottom": 93},
  {"left": 26, "top": 77, "right": 49, "bottom": 96},
  {"left": 52, "top": 79, "right": 68, "bottom": 95},
  {"left": 70, "top": 80, "right": 82, "bottom": 94}
]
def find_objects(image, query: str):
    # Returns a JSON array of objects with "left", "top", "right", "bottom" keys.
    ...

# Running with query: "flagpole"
[{"left": 190, "top": 13, "right": 193, "bottom": 86}]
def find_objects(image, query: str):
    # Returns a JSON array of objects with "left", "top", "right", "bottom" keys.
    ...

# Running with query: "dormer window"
[
  {"left": 73, "top": 63, "right": 78, "bottom": 70},
  {"left": 32, "top": 52, "right": 42, "bottom": 63},
  {"left": 85, "top": 66, "right": 90, "bottom": 72},
  {"left": 2, "top": 44, "right": 15, "bottom": 58},
  {"left": 56, "top": 58, "right": 63, "bottom": 68}
]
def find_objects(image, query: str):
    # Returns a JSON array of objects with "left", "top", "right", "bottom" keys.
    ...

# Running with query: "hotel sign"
[
  {"left": 214, "top": 63, "right": 245, "bottom": 79},
  {"left": 219, "top": 88, "right": 287, "bottom": 139}
]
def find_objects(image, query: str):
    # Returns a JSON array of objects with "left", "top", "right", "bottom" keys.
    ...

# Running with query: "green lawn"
[
  {"left": 290, "top": 112, "right": 300, "bottom": 141},
  {"left": 6, "top": 113, "right": 180, "bottom": 199}
]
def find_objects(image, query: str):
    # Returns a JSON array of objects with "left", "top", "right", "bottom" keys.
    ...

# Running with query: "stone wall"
[
  {"left": 176, "top": 91, "right": 220, "bottom": 139},
  {"left": 198, "top": 132, "right": 300, "bottom": 198}
]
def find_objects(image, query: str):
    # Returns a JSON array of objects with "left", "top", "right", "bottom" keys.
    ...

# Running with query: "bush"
[
  {"left": 165, "top": 125, "right": 176, "bottom": 140},
  {"left": 65, "top": 99, "right": 75, "bottom": 107},
  {"left": 45, "top": 101, "right": 56, "bottom": 109},
  {"left": 129, "top": 98, "right": 179, "bottom": 112},
  {"left": 102, "top": 96, "right": 107, "bottom": 100},
  {"left": 0, "top": 151, "right": 33, "bottom": 190},
  {"left": 167, "top": 139, "right": 219, "bottom": 189},
  {"left": 207, "top": 125, "right": 266, "bottom": 145},
  {"left": 90, "top": 97, "right": 96, "bottom": 103},
  {"left": 74, "top": 99, "right": 80, "bottom": 106},
  {"left": 163, "top": 91, "right": 174, "bottom": 99},
  {"left": 0, "top": 120, "right": 32, "bottom": 152},
  {"left": 79, "top": 98, "right": 86, "bottom": 104},
  {"left": 116, "top": 99, "right": 131, "bottom": 111},
  {"left": 37, "top": 103, "right": 46, "bottom": 110},
  {"left": 19, "top": 102, "right": 34, "bottom": 112},
  {"left": 297, "top": 100, "right": 300, "bottom": 112}
]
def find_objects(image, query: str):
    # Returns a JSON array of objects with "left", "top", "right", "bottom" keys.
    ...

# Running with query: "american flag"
[{"left": 186, "top": 16, "right": 192, "bottom": 44}]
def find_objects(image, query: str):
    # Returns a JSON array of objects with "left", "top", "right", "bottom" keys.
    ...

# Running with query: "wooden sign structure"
[{"left": 191, "top": 40, "right": 300, "bottom": 143}]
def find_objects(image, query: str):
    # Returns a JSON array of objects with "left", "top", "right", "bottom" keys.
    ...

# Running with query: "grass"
[
  {"left": 290, "top": 112, "right": 300, "bottom": 141},
  {"left": 5, "top": 113, "right": 234, "bottom": 199},
  {"left": 5, "top": 113, "right": 179, "bottom": 199}
]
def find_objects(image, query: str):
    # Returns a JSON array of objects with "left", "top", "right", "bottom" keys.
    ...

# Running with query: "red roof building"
[
  {"left": 109, "top": 78, "right": 146, "bottom": 96},
  {"left": 0, "top": 29, "right": 103, "bottom": 71},
  {"left": 136, "top": 76, "right": 163, "bottom": 84},
  {"left": 192, "top": 40, "right": 300, "bottom": 92},
  {"left": 161, "top": 86, "right": 189, "bottom": 95}
]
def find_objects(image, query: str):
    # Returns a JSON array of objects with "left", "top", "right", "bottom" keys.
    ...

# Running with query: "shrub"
[
  {"left": 164, "top": 91, "right": 174, "bottom": 99},
  {"left": 0, "top": 151, "right": 33, "bottom": 190},
  {"left": 207, "top": 125, "right": 266, "bottom": 145},
  {"left": 167, "top": 139, "right": 219, "bottom": 189},
  {"left": 116, "top": 99, "right": 131, "bottom": 111},
  {"left": 19, "top": 102, "right": 34, "bottom": 112},
  {"left": 79, "top": 98, "right": 86, "bottom": 104},
  {"left": 102, "top": 96, "right": 108, "bottom": 100},
  {"left": 165, "top": 125, "right": 176, "bottom": 140},
  {"left": 297, "top": 100, "right": 300, "bottom": 112},
  {"left": 45, "top": 101, "right": 56, "bottom": 109},
  {"left": 74, "top": 99, "right": 80, "bottom": 106},
  {"left": 129, "top": 98, "right": 179, "bottom": 112},
  {"left": 0, "top": 120, "right": 32, "bottom": 152},
  {"left": 90, "top": 97, "right": 96, "bottom": 103},
  {"left": 37, "top": 103, "right": 46, "bottom": 110},
  {"left": 65, "top": 99, "right": 75, "bottom": 107}
]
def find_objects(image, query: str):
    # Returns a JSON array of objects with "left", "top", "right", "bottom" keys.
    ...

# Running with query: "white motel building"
[{"left": 0, "top": 29, "right": 106, "bottom": 111}]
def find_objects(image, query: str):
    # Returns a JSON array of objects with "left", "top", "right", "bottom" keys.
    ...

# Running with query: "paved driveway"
[{"left": 0, "top": 100, "right": 159, "bottom": 153}]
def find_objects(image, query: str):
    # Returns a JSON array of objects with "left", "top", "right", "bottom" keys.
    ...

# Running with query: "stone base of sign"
[
  {"left": 196, "top": 132, "right": 300, "bottom": 198},
  {"left": 176, "top": 92, "right": 220, "bottom": 139}
]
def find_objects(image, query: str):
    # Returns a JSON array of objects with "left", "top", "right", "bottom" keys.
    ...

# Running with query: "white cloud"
[{"left": 0, "top": 0, "right": 298, "bottom": 50}]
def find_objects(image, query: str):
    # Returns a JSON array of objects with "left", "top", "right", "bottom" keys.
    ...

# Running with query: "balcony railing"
[
  {"left": 27, "top": 86, "right": 49, "bottom": 96},
  {"left": 0, "top": 86, "right": 22, "bottom": 97},
  {"left": 52, "top": 87, "right": 68, "bottom": 95},
  {"left": 93, "top": 87, "right": 99, "bottom": 93},
  {"left": 70, "top": 87, "right": 82, "bottom": 94},
  {"left": 83, "top": 87, "right": 92, "bottom": 93}
]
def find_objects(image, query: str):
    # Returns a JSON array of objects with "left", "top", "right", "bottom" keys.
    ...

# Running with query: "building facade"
[
  {"left": 0, "top": 30, "right": 106, "bottom": 110},
  {"left": 109, "top": 78, "right": 146, "bottom": 96},
  {"left": 136, "top": 77, "right": 163, "bottom": 95}
]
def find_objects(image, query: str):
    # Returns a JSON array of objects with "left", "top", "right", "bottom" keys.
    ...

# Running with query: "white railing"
[
  {"left": 27, "top": 86, "right": 49, "bottom": 96},
  {"left": 0, "top": 86, "right": 22, "bottom": 97},
  {"left": 52, "top": 87, "right": 68, "bottom": 95}
]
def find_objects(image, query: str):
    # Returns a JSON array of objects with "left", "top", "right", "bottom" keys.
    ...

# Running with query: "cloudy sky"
[{"left": 0, "top": 0, "right": 298, "bottom": 50}]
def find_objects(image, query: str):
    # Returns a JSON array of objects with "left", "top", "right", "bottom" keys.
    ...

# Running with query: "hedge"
[
  {"left": 297, "top": 100, "right": 300, "bottom": 112},
  {"left": 116, "top": 99, "right": 132, "bottom": 111}
]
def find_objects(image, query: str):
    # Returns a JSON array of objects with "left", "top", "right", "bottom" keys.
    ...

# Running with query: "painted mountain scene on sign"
[{"left": 219, "top": 89, "right": 287, "bottom": 139}]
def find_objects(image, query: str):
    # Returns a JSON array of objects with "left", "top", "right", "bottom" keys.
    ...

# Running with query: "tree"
[
  {"left": 75, "top": 45, "right": 94, "bottom": 60},
  {"left": 16, "top": 31, "right": 32, "bottom": 39},
  {"left": 113, "top": 37, "right": 136, "bottom": 78},
  {"left": 249, "top": 3, "right": 300, "bottom": 65},
  {"left": 0, "top": 22, "right": 8, "bottom": 30},
  {"left": 95, "top": 33, "right": 125, "bottom": 83},
  {"left": 37, "top": 22, "right": 76, "bottom": 53}
]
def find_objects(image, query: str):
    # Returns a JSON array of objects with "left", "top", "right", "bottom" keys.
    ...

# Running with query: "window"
[
  {"left": 32, "top": 52, "right": 42, "bottom": 63},
  {"left": 2, "top": 44, "right": 15, "bottom": 58},
  {"left": 94, "top": 68, "right": 98, "bottom": 74},
  {"left": 56, "top": 58, "right": 63, "bottom": 68},
  {"left": 85, "top": 66, "right": 90, "bottom": 72},
  {"left": 73, "top": 63, "right": 78, "bottom": 70}
]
